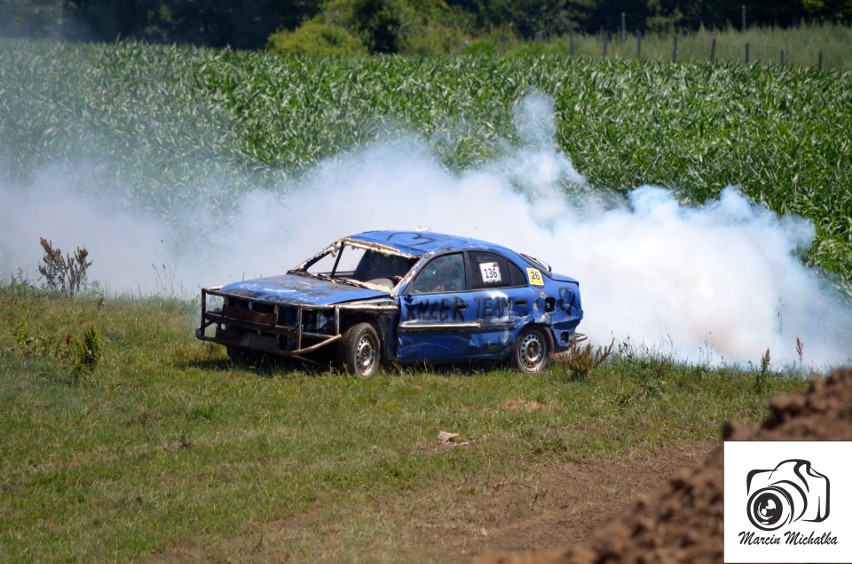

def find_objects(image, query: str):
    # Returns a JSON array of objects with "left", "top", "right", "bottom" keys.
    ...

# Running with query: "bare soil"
[
  {"left": 478, "top": 368, "right": 852, "bottom": 564},
  {"left": 153, "top": 437, "right": 716, "bottom": 562},
  {"left": 406, "top": 441, "right": 716, "bottom": 561}
]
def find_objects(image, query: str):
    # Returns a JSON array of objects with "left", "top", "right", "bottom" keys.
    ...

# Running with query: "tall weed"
[
  {"left": 37, "top": 238, "right": 92, "bottom": 299},
  {"left": 70, "top": 324, "right": 102, "bottom": 382}
]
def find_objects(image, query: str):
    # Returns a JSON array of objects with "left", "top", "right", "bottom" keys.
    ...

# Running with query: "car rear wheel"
[
  {"left": 339, "top": 323, "right": 381, "bottom": 377},
  {"left": 513, "top": 327, "right": 551, "bottom": 374}
]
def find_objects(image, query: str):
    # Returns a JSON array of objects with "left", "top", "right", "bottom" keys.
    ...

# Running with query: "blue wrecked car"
[{"left": 196, "top": 231, "right": 584, "bottom": 376}]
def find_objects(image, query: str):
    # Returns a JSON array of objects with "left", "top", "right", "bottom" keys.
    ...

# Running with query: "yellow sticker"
[{"left": 527, "top": 268, "right": 544, "bottom": 286}]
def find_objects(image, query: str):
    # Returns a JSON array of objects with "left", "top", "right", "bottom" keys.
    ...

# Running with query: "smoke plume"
[{"left": 1, "top": 93, "right": 849, "bottom": 368}]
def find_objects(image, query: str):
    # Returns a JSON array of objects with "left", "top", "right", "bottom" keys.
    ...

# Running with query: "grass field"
[
  {"left": 0, "top": 285, "right": 808, "bottom": 560},
  {"left": 491, "top": 23, "right": 852, "bottom": 72},
  {"left": 0, "top": 36, "right": 849, "bottom": 559}
]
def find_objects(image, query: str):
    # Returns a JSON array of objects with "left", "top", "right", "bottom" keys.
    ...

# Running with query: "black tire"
[
  {"left": 512, "top": 327, "right": 551, "bottom": 374},
  {"left": 339, "top": 323, "right": 381, "bottom": 377},
  {"left": 227, "top": 346, "right": 260, "bottom": 366}
]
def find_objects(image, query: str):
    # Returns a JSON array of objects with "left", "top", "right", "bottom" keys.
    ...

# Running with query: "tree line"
[{"left": 2, "top": 0, "right": 850, "bottom": 52}]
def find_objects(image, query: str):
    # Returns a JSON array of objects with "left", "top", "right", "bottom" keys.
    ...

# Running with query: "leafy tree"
[
  {"left": 519, "top": 0, "right": 596, "bottom": 38},
  {"left": 0, "top": 0, "right": 67, "bottom": 38},
  {"left": 714, "top": 0, "right": 850, "bottom": 27},
  {"left": 586, "top": 0, "right": 647, "bottom": 33},
  {"left": 351, "top": 0, "right": 412, "bottom": 53},
  {"left": 62, "top": 0, "right": 324, "bottom": 47},
  {"left": 3, "top": 0, "right": 850, "bottom": 48},
  {"left": 450, "top": 0, "right": 598, "bottom": 36},
  {"left": 267, "top": 20, "right": 366, "bottom": 55},
  {"left": 645, "top": 0, "right": 684, "bottom": 31}
]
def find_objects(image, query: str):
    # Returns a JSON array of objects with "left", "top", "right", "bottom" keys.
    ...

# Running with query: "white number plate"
[{"left": 479, "top": 262, "right": 502, "bottom": 284}]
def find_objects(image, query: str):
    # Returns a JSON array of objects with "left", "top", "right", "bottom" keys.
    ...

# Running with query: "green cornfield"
[{"left": 0, "top": 38, "right": 850, "bottom": 285}]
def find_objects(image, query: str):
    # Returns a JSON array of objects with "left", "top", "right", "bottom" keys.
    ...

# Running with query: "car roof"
[{"left": 347, "top": 230, "right": 508, "bottom": 257}]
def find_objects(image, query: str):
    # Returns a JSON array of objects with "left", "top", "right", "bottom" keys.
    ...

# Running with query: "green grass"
[{"left": 0, "top": 286, "right": 810, "bottom": 559}]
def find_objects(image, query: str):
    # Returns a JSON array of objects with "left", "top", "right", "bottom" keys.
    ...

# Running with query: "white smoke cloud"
[
  {"left": 1, "top": 93, "right": 849, "bottom": 368},
  {"left": 0, "top": 163, "right": 175, "bottom": 294}
]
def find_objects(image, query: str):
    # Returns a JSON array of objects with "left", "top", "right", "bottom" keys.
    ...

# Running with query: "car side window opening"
[
  {"left": 468, "top": 251, "right": 526, "bottom": 289},
  {"left": 410, "top": 253, "right": 465, "bottom": 293}
]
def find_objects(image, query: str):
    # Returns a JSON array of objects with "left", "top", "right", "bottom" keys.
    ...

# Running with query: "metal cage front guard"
[
  {"left": 195, "top": 287, "right": 344, "bottom": 357},
  {"left": 195, "top": 287, "right": 395, "bottom": 358}
]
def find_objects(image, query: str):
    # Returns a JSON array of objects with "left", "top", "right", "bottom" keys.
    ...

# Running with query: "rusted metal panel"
[
  {"left": 222, "top": 304, "right": 276, "bottom": 325},
  {"left": 196, "top": 285, "right": 401, "bottom": 360}
]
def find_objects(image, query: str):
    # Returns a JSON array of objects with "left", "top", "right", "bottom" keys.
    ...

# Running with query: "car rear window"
[{"left": 468, "top": 251, "right": 526, "bottom": 289}]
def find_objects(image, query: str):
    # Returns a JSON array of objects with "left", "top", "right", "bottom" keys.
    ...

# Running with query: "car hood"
[{"left": 219, "top": 274, "right": 390, "bottom": 306}]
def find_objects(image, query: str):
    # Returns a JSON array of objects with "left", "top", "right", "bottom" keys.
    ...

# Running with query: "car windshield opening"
[{"left": 302, "top": 243, "right": 416, "bottom": 289}]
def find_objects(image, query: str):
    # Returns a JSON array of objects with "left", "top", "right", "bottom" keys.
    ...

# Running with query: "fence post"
[
  {"left": 780, "top": 50, "right": 784, "bottom": 66},
  {"left": 636, "top": 31, "right": 641, "bottom": 61},
  {"left": 570, "top": 29, "right": 574, "bottom": 60},
  {"left": 672, "top": 34, "right": 678, "bottom": 63},
  {"left": 621, "top": 13, "right": 626, "bottom": 42},
  {"left": 710, "top": 37, "right": 716, "bottom": 63},
  {"left": 818, "top": 52, "right": 823, "bottom": 69},
  {"left": 745, "top": 42, "right": 750, "bottom": 64}
]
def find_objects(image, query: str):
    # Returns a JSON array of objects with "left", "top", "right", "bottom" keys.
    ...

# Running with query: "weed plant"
[{"left": 36, "top": 238, "right": 92, "bottom": 299}]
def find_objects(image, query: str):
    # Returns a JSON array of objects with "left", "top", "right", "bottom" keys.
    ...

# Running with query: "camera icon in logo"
[{"left": 746, "top": 459, "right": 830, "bottom": 531}]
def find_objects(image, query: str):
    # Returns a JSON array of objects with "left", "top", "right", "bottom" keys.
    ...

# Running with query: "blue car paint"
[
  {"left": 396, "top": 287, "right": 530, "bottom": 362},
  {"left": 348, "top": 231, "right": 484, "bottom": 257},
  {"left": 220, "top": 274, "right": 388, "bottom": 306},
  {"left": 196, "top": 230, "right": 583, "bottom": 370},
  {"left": 389, "top": 233, "right": 582, "bottom": 362}
]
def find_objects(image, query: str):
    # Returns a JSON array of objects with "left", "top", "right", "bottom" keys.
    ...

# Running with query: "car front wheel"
[
  {"left": 513, "top": 327, "right": 551, "bottom": 374},
  {"left": 339, "top": 323, "right": 381, "bottom": 377},
  {"left": 227, "top": 346, "right": 261, "bottom": 366}
]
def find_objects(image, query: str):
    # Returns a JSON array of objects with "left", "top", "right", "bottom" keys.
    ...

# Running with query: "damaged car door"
[{"left": 396, "top": 250, "right": 532, "bottom": 363}]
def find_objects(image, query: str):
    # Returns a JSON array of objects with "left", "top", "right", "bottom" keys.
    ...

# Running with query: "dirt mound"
[{"left": 477, "top": 368, "right": 852, "bottom": 564}]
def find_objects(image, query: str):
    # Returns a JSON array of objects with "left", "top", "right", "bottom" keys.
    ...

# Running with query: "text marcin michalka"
[{"left": 738, "top": 531, "right": 838, "bottom": 546}]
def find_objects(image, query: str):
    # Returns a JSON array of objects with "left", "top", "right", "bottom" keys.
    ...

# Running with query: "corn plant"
[{"left": 0, "top": 38, "right": 849, "bottom": 286}]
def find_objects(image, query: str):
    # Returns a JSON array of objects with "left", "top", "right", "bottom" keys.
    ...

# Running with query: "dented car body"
[{"left": 196, "top": 231, "right": 584, "bottom": 375}]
